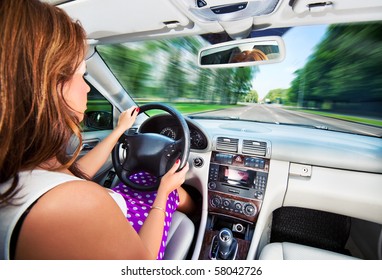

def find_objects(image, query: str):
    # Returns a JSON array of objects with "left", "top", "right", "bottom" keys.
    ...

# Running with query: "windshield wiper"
[
  {"left": 277, "top": 122, "right": 381, "bottom": 137},
  {"left": 273, "top": 122, "right": 329, "bottom": 130},
  {"left": 314, "top": 125, "right": 329, "bottom": 130}
]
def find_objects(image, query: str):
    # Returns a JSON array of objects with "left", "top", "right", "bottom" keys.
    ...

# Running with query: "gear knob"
[{"left": 218, "top": 228, "right": 234, "bottom": 259}]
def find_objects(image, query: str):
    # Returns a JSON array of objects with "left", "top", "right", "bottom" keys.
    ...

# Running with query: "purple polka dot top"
[{"left": 112, "top": 171, "right": 179, "bottom": 260}]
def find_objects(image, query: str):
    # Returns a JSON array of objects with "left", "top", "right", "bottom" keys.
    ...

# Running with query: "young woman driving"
[{"left": 0, "top": 0, "right": 192, "bottom": 260}]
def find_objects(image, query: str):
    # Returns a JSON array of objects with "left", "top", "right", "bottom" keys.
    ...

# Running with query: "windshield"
[{"left": 97, "top": 22, "right": 382, "bottom": 137}]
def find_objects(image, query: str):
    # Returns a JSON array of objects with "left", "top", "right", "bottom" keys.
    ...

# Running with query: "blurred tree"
[
  {"left": 288, "top": 22, "right": 382, "bottom": 115},
  {"left": 214, "top": 68, "right": 234, "bottom": 104},
  {"left": 98, "top": 45, "right": 151, "bottom": 95},
  {"left": 243, "top": 90, "right": 259, "bottom": 103},
  {"left": 264, "top": 88, "right": 289, "bottom": 104},
  {"left": 231, "top": 67, "right": 256, "bottom": 104},
  {"left": 155, "top": 37, "right": 204, "bottom": 101},
  {"left": 195, "top": 68, "right": 215, "bottom": 102},
  {"left": 98, "top": 36, "right": 258, "bottom": 106}
]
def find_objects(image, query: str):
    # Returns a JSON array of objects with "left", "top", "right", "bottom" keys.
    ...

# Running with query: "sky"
[{"left": 251, "top": 25, "right": 328, "bottom": 100}]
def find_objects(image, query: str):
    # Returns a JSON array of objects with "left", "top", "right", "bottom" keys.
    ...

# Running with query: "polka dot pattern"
[{"left": 112, "top": 172, "right": 179, "bottom": 260}]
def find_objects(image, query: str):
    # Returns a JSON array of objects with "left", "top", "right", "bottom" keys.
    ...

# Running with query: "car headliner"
[{"left": 42, "top": 0, "right": 382, "bottom": 45}]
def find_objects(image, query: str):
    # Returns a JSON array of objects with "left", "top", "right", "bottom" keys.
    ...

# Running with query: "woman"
[
  {"left": 0, "top": 0, "right": 191, "bottom": 260},
  {"left": 229, "top": 48, "right": 269, "bottom": 63}
]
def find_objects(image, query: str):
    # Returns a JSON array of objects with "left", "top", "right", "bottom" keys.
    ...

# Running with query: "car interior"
[{"left": 45, "top": 0, "right": 382, "bottom": 260}]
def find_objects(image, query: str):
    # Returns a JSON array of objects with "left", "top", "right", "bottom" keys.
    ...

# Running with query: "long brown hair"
[{"left": 0, "top": 0, "right": 88, "bottom": 205}]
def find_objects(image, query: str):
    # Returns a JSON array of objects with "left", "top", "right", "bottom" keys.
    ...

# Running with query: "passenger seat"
[
  {"left": 258, "top": 242, "right": 359, "bottom": 260},
  {"left": 163, "top": 211, "right": 195, "bottom": 260}
]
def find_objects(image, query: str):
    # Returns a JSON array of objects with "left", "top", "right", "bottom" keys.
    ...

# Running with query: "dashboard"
[{"left": 136, "top": 113, "right": 382, "bottom": 260}]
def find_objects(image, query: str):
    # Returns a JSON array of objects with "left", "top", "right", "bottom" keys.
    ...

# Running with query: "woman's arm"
[
  {"left": 176, "top": 186, "right": 196, "bottom": 214},
  {"left": 15, "top": 180, "right": 153, "bottom": 259},
  {"left": 15, "top": 161, "right": 188, "bottom": 260},
  {"left": 138, "top": 160, "right": 189, "bottom": 258},
  {"left": 77, "top": 107, "right": 138, "bottom": 178}
]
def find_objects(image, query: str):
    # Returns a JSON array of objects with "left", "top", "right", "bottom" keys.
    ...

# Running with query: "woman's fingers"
[{"left": 117, "top": 106, "right": 139, "bottom": 131}]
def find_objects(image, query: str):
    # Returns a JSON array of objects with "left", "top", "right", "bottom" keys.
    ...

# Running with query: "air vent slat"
[
  {"left": 216, "top": 137, "right": 238, "bottom": 152},
  {"left": 243, "top": 140, "right": 267, "bottom": 156}
]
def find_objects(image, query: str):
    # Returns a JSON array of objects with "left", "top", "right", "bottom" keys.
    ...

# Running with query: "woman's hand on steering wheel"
[
  {"left": 158, "top": 159, "right": 190, "bottom": 197},
  {"left": 115, "top": 107, "right": 139, "bottom": 134}
]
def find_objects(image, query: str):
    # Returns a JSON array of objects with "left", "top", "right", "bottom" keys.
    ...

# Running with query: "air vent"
[
  {"left": 216, "top": 137, "right": 238, "bottom": 152},
  {"left": 242, "top": 140, "right": 267, "bottom": 156}
]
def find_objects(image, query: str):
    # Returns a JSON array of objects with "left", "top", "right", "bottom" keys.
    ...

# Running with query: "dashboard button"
[
  {"left": 235, "top": 202, "right": 242, "bottom": 210},
  {"left": 210, "top": 196, "right": 222, "bottom": 207},
  {"left": 243, "top": 203, "right": 257, "bottom": 217},
  {"left": 208, "top": 182, "right": 217, "bottom": 190},
  {"left": 222, "top": 199, "right": 230, "bottom": 207},
  {"left": 193, "top": 157, "right": 204, "bottom": 167}
]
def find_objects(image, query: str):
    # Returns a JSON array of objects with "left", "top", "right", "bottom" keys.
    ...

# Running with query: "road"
[{"left": 192, "top": 104, "right": 382, "bottom": 137}]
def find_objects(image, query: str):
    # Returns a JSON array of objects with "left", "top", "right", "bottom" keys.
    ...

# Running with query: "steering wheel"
[{"left": 112, "top": 103, "right": 190, "bottom": 191}]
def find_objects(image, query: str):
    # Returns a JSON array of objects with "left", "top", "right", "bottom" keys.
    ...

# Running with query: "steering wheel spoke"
[{"left": 121, "top": 157, "right": 133, "bottom": 172}]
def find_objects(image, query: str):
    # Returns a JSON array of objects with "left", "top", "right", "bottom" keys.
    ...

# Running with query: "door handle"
[{"left": 81, "top": 140, "right": 99, "bottom": 151}]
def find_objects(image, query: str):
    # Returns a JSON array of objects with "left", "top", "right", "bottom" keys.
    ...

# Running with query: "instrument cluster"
[
  {"left": 139, "top": 114, "right": 208, "bottom": 150},
  {"left": 160, "top": 126, "right": 207, "bottom": 149}
]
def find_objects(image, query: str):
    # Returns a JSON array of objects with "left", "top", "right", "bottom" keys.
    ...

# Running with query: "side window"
[{"left": 83, "top": 82, "right": 114, "bottom": 131}]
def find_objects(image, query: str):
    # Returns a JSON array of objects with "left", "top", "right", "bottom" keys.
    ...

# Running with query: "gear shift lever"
[
  {"left": 218, "top": 228, "right": 233, "bottom": 259},
  {"left": 209, "top": 228, "right": 238, "bottom": 260}
]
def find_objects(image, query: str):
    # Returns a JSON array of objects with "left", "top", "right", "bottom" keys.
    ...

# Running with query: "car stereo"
[
  {"left": 208, "top": 152, "right": 268, "bottom": 200},
  {"left": 207, "top": 152, "right": 269, "bottom": 221}
]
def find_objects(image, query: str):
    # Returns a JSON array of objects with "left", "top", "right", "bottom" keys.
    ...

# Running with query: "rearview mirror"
[{"left": 198, "top": 36, "right": 285, "bottom": 68}]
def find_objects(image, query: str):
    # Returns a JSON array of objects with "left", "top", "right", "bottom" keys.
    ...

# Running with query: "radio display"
[{"left": 223, "top": 167, "right": 255, "bottom": 187}]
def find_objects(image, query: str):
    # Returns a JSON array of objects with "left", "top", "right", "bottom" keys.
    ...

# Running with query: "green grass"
[
  {"left": 295, "top": 109, "right": 382, "bottom": 127},
  {"left": 172, "top": 103, "right": 237, "bottom": 114},
  {"left": 86, "top": 100, "right": 112, "bottom": 112},
  {"left": 86, "top": 99, "right": 239, "bottom": 116},
  {"left": 139, "top": 102, "right": 238, "bottom": 116}
]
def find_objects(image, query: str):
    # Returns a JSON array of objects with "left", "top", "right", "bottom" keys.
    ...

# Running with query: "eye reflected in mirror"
[{"left": 198, "top": 36, "right": 285, "bottom": 68}]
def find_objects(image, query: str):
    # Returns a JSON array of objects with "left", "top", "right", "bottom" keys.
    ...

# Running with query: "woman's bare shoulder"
[
  {"left": 15, "top": 180, "right": 150, "bottom": 259},
  {"left": 36, "top": 179, "right": 115, "bottom": 211}
]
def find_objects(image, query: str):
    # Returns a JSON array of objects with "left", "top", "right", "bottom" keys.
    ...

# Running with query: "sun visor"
[{"left": 60, "top": 0, "right": 191, "bottom": 40}]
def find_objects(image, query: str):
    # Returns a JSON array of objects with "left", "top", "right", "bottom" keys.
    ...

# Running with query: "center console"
[{"left": 199, "top": 151, "right": 270, "bottom": 260}]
